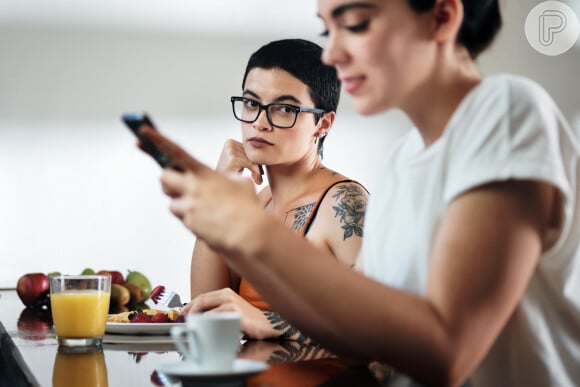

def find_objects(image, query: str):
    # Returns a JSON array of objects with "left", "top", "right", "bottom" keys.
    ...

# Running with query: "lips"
[
  {"left": 341, "top": 75, "right": 365, "bottom": 95},
  {"left": 247, "top": 137, "right": 273, "bottom": 148}
]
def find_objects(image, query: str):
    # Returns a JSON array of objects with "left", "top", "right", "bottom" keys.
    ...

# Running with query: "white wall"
[
  {"left": 0, "top": 113, "right": 407, "bottom": 298},
  {"left": 1, "top": 1, "right": 579, "bottom": 300}
]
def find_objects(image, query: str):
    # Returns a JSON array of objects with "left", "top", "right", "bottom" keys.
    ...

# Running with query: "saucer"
[{"left": 158, "top": 359, "right": 268, "bottom": 387}]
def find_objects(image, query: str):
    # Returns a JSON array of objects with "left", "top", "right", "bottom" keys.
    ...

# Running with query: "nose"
[
  {"left": 253, "top": 108, "right": 273, "bottom": 131},
  {"left": 321, "top": 32, "right": 347, "bottom": 67}
]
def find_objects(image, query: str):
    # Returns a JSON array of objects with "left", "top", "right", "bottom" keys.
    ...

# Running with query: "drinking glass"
[{"left": 50, "top": 275, "right": 111, "bottom": 348}]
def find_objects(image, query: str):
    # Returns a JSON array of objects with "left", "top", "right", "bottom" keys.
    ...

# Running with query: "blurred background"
[{"left": 1, "top": 0, "right": 579, "bottom": 300}]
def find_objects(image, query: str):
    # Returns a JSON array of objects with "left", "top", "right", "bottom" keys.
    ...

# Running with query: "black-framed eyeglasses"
[{"left": 230, "top": 96, "right": 326, "bottom": 129}]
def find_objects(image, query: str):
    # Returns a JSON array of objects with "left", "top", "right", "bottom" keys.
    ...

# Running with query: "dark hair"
[
  {"left": 241, "top": 39, "right": 341, "bottom": 158},
  {"left": 408, "top": 0, "right": 502, "bottom": 59}
]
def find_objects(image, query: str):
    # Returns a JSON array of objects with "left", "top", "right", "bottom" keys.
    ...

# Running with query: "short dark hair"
[
  {"left": 241, "top": 39, "right": 341, "bottom": 158},
  {"left": 408, "top": 0, "right": 502, "bottom": 59}
]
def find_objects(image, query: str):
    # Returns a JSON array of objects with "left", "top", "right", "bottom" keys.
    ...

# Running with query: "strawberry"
[
  {"left": 130, "top": 312, "right": 151, "bottom": 323},
  {"left": 150, "top": 312, "right": 170, "bottom": 323}
]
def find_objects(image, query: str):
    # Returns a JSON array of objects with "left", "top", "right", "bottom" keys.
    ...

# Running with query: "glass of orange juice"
[
  {"left": 50, "top": 275, "right": 111, "bottom": 348},
  {"left": 53, "top": 347, "right": 108, "bottom": 387}
]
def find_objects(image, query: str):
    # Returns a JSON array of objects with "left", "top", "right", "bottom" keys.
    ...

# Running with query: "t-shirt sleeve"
[{"left": 443, "top": 76, "right": 571, "bottom": 205}]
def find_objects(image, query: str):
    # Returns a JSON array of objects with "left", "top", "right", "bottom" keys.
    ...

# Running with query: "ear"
[
  {"left": 431, "top": 0, "right": 463, "bottom": 44},
  {"left": 316, "top": 111, "right": 336, "bottom": 137}
]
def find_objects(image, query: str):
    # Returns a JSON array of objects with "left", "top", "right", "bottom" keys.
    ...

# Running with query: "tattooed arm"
[
  {"left": 253, "top": 181, "right": 369, "bottom": 342},
  {"left": 306, "top": 181, "right": 369, "bottom": 268}
]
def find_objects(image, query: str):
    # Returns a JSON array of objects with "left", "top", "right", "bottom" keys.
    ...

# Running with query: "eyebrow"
[
  {"left": 328, "top": 2, "right": 376, "bottom": 18},
  {"left": 242, "top": 90, "right": 302, "bottom": 105}
]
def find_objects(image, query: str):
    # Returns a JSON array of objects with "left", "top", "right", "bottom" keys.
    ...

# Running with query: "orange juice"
[
  {"left": 51, "top": 291, "right": 110, "bottom": 338},
  {"left": 53, "top": 349, "right": 108, "bottom": 387}
]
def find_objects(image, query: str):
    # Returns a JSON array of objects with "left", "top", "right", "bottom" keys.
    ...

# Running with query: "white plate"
[
  {"left": 103, "top": 334, "right": 176, "bottom": 345},
  {"left": 158, "top": 359, "right": 268, "bottom": 386},
  {"left": 105, "top": 322, "right": 181, "bottom": 335}
]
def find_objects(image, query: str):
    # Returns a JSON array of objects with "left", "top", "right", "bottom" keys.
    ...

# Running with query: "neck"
[
  {"left": 401, "top": 49, "right": 481, "bottom": 148},
  {"left": 266, "top": 154, "right": 324, "bottom": 208}
]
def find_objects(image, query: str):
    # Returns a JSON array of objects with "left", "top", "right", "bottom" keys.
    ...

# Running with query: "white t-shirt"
[{"left": 363, "top": 74, "right": 580, "bottom": 386}]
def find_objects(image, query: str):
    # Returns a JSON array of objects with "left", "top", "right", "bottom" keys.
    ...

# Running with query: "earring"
[{"left": 314, "top": 135, "right": 319, "bottom": 145}]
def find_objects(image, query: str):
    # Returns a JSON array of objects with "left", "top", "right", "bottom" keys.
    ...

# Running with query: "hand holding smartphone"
[{"left": 122, "top": 112, "right": 177, "bottom": 169}]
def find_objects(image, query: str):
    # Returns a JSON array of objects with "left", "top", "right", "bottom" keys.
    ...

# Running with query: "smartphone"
[{"left": 121, "top": 112, "right": 173, "bottom": 168}]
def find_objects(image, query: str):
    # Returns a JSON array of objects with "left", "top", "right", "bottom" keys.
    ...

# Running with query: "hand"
[
  {"left": 217, "top": 139, "right": 263, "bottom": 185},
  {"left": 181, "top": 288, "right": 273, "bottom": 339},
  {"left": 139, "top": 128, "right": 266, "bottom": 255}
]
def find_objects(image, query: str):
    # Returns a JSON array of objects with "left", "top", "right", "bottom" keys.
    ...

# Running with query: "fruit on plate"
[
  {"left": 125, "top": 270, "right": 152, "bottom": 301},
  {"left": 107, "top": 308, "right": 180, "bottom": 323},
  {"left": 16, "top": 273, "right": 50, "bottom": 308},
  {"left": 97, "top": 270, "right": 124, "bottom": 285}
]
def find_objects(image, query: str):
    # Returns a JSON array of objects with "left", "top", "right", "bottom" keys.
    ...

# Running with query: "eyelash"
[
  {"left": 346, "top": 21, "right": 369, "bottom": 33},
  {"left": 319, "top": 21, "right": 369, "bottom": 38}
]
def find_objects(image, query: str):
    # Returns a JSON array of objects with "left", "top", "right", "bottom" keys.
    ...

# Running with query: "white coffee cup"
[{"left": 170, "top": 312, "right": 241, "bottom": 372}]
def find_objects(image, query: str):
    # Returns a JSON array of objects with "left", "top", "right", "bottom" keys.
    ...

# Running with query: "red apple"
[
  {"left": 16, "top": 273, "right": 50, "bottom": 308},
  {"left": 97, "top": 270, "right": 124, "bottom": 285}
]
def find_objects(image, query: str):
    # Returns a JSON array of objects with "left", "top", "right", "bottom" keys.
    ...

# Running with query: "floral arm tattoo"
[{"left": 332, "top": 184, "right": 367, "bottom": 240}]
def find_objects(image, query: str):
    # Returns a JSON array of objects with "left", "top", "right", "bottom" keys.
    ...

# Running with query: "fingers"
[
  {"left": 187, "top": 288, "right": 241, "bottom": 313},
  {"left": 160, "top": 169, "right": 188, "bottom": 198},
  {"left": 139, "top": 127, "right": 211, "bottom": 174},
  {"left": 217, "top": 139, "right": 263, "bottom": 185},
  {"left": 250, "top": 165, "right": 264, "bottom": 185},
  {"left": 179, "top": 302, "right": 193, "bottom": 316}
]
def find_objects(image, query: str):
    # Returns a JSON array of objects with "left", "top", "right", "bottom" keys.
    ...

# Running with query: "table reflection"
[
  {"left": 2, "top": 290, "right": 388, "bottom": 387},
  {"left": 53, "top": 348, "right": 108, "bottom": 387}
]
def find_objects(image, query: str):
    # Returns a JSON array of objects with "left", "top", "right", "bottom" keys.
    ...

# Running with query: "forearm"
[
  {"left": 190, "top": 239, "right": 234, "bottom": 299},
  {"left": 225, "top": 216, "right": 453, "bottom": 384}
]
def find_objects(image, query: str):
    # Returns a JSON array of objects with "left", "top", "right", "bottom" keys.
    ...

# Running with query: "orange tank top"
[{"left": 238, "top": 179, "right": 357, "bottom": 311}]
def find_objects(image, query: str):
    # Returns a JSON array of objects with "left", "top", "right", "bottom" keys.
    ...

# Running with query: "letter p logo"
[
  {"left": 525, "top": 1, "right": 579, "bottom": 56},
  {"left": 540, "top": 10, "right": 567, "bottom": 46}
]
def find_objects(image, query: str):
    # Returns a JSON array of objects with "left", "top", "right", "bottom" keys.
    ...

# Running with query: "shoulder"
[
  {"left": 446, "top": 74, "right": 566, "bottom": 144},
  {"left": 324, "top": 180, "right": 369, "bottom": 200},
  {"left": 318, "top": 180, "right": 369, "bottom": 234},
  {"left": 473, "top": 74, "right": 558, "bottom": 117}
]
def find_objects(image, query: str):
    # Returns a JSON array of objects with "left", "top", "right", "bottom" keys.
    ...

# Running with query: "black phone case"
[{"left": 122, "top": 112, "right": 172, "bottom": 168}]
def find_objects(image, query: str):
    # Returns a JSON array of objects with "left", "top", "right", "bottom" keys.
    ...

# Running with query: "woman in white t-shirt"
[{"left": 141, "top": 0, "right": 580, "bottom": 385}]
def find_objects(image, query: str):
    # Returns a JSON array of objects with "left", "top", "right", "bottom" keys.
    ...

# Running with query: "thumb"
[{"left": 249, "top": 164, "right": 264, "bottom": 185}]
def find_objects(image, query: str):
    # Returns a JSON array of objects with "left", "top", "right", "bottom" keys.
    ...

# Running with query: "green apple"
[
  {"left": 81, "top": 268, "right": 95, "bottom": 275},
  {"left": 125, "top": 270, "right": 152, "bottom": 301}
]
